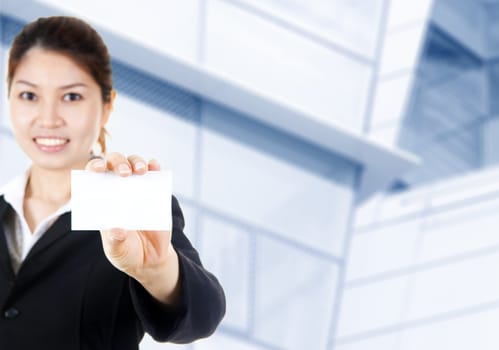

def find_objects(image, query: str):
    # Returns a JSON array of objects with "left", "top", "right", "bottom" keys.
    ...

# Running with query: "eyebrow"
[
  {"left": 59, "top": 83, "right": 88, "bottom": 90},
  {"left": 13, "top": 80, "right": 88, "bottom": 89},
  {"left": 14, "top": 80, "right": 37, "bottom": 88}
]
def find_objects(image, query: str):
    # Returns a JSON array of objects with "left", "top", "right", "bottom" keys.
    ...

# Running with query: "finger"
[
  {"left": 100, "top": 228, "right": 130, "bottom": 261},
  {"left": 148, "top": 158, "right": 161, "bottom": 171},
  {"left": 85, "top": 157, "right": 106, "bottom": 172},
  {"left": 127, "top": 155, "right": 148, "bottom": 175},
  {"left": 106, "top": 152, "right": 132, "bottom": 177}
]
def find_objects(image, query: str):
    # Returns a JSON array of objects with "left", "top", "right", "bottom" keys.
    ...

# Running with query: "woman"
[{"left": 0, "top": 16, "right": 225, "bottom": 349}]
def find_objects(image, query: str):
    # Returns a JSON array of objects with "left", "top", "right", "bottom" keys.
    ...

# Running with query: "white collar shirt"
[{"left": 0, "top": 170, "right": 71, "bottom": 273}]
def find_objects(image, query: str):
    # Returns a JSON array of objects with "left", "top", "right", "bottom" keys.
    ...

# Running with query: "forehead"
[{"left": 12, "top": 47, "right": 96, "bottom": 87}]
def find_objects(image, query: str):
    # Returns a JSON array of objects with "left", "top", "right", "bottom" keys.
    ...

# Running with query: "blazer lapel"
[
  {"left": 13, "top": 212, "right": 72, "bottom": 288},
  {"left": 23, "top": 211, "right": 72, "bottom": 262},
  {"left": 0, "top": 195, "right": 73, "bottom": 266}
]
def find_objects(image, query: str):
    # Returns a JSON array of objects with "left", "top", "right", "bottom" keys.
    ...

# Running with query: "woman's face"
[{"left": 8, "top": 47, "right": 113, "bottom": 172}]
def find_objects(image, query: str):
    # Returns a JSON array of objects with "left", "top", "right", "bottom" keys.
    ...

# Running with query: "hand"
[{"left": 85, "top": 153, "right": 181, "bottom": 306}]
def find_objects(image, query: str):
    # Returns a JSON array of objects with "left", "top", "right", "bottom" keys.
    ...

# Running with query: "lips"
[{"left": 33, "top": 137, "right": 70, "bottom": 153}]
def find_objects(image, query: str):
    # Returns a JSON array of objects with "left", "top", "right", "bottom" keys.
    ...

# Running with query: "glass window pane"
[
  {"left": 254, "top": 236, "right": 339, "bottom": 349},
  {"left": 38, "top": 0, "right": 200, "bottom": 62},
  {"left": 200, "top": 104, "right": 357, "bottom": 257},
  {"left": 205, "top": 1, "right": 373, "bottom": 131},
  {"left": 240, "top": 0, "right": 385, "bottom": 58},
  {"left": 197, "top": 216, "right": 251, "bottom": 330}
]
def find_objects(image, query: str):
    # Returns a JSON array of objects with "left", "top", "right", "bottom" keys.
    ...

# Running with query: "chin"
[
  {"left": 20, "top": 141, "right": 89, "bottom": 171},
  {"left": 30, "top": 155, "right": 87, "bottom": 172}
]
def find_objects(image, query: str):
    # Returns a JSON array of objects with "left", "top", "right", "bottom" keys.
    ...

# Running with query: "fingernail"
[
  {"left": 135, "top": 161, "right": 146, "bottom": 171},
  {"left": 94, "top": 159, "right": 105, "bottom": 168},
  {"left": 118, "top": 164, "right": 131, "bottom": 174},
  {"left": 110, "top": 228, "right": 126, "bottom": 241}
]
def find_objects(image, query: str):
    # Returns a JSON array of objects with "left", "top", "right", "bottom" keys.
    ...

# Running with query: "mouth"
[{"left": 33, "top": 137, "right": 70, "bottom": 152}]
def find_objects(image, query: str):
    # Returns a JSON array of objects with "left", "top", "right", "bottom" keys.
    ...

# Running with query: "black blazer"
[{"left": 0, "top": 195, "right": 225, "bottom": 349}]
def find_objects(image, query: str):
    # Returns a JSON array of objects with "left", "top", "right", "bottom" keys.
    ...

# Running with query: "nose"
[{"left": 37, "top": 98, "right": 64, "bottom": 128}]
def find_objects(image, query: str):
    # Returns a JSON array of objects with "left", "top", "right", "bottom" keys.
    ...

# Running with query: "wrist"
[{"left": 138, "top": 244, "right": 182, "bottom": 307}]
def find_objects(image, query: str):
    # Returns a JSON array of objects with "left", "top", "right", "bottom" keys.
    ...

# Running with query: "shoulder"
[
  {"left": 171, "top": 195, "right": 184, "bottom": 229},
  {"left": 0, "top": 170, "right": 30, "bottom": 213}
]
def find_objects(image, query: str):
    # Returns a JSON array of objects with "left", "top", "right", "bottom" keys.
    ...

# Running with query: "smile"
[
  {"left": 33, "top": 137, "right": 70, "bottom": 153},
  {"left": 34, "top": 137, "right": 70, "bottom": 146}
]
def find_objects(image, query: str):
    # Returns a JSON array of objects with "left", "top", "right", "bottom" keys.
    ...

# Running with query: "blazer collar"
[
  {"left": 1, "top": 170, "right": 71, "bottom": 236},
  {"left": 0, "top": 195, "right": 72, "bottom": 280},
  {"left": 22, "top": 211, "right": 72, "bottom": 264}
]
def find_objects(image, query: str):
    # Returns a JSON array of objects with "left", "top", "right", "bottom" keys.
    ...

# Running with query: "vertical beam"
[
  {"left": 326, "top": 166, "right": 364, "bottom": 349},
  {"left": 361, "top": 0, "right": 392, "bottom": 134}
]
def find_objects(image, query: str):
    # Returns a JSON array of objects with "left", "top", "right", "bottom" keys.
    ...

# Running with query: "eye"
[
  {"left": 63, "top": 92, "right": 82, "bottom": 102},
  {"left": 19, "top": 91, "right": 37, "bottom": 101}
]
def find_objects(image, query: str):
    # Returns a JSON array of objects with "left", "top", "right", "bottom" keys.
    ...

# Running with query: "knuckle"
[
  {"left": 128, "top": 154, "right": 143, "bottom": 164},
  {"left": 108, "top": 152, "right": 125, "bottom": 163}
]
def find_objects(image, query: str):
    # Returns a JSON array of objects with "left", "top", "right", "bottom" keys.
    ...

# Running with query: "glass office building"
[
  {"left": 338, "top": 1, "right": 499, "bottom": 349},
  {"left": 398, "top": 2, "right": 499, "bottom": 186},
  {"left": 0, "top": 1, "right": 498, "bottom": 349}
]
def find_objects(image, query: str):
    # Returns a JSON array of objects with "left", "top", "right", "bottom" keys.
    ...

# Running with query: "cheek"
[
  {"left": 68, "top": 106, "right": 103, "bottom": 137},
  {"left": 9, "top": 102, "right": 34, "bottom": 133}
]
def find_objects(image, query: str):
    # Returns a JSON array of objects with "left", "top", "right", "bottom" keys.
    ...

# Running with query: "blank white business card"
[{"left": 71, "top": 170, "right": 172, "bottom": 231}]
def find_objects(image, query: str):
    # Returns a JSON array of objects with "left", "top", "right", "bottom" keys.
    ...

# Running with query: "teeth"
[{"left": 35, "top": 138, "right": 68, "bottom": 146}]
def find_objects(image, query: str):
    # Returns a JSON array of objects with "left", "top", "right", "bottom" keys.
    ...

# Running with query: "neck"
[{"left": 26, "top": 166, "right": 72, "bottom": 205}]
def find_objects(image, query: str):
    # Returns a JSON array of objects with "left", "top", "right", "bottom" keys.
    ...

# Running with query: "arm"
[
  {"left": 87, "top": 154, "right": 225, "bottom": 343},
  {"left": 129, "top": 196, "right": 226, "bottom": 342}
]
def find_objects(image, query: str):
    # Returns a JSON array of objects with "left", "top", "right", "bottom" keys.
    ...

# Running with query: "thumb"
[{"left": 100, "top": 228, "right": 130, "bottom": 262}]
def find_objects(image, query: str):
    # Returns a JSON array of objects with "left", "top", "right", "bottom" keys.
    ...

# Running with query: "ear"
[{"left": 101, "top": 89, "right": 116, "bottom": 127}]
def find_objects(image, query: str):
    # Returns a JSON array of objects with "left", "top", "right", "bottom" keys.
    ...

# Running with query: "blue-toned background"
[{"left": 1, "top": 0, "right": 498, "bottom": 349}]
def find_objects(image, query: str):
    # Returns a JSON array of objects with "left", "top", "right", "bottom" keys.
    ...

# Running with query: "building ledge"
[{"left": 3, "top": 2, "right": 420, "bottom": 201}]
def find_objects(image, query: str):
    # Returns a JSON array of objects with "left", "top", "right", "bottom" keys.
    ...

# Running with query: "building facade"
[{"left": 5, "top": 0, "right": 497, "bottom": 349}]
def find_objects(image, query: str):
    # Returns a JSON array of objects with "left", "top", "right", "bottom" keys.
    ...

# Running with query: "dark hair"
[{"left": 7, "top": 16, "right": 113, "bottom": 153}]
